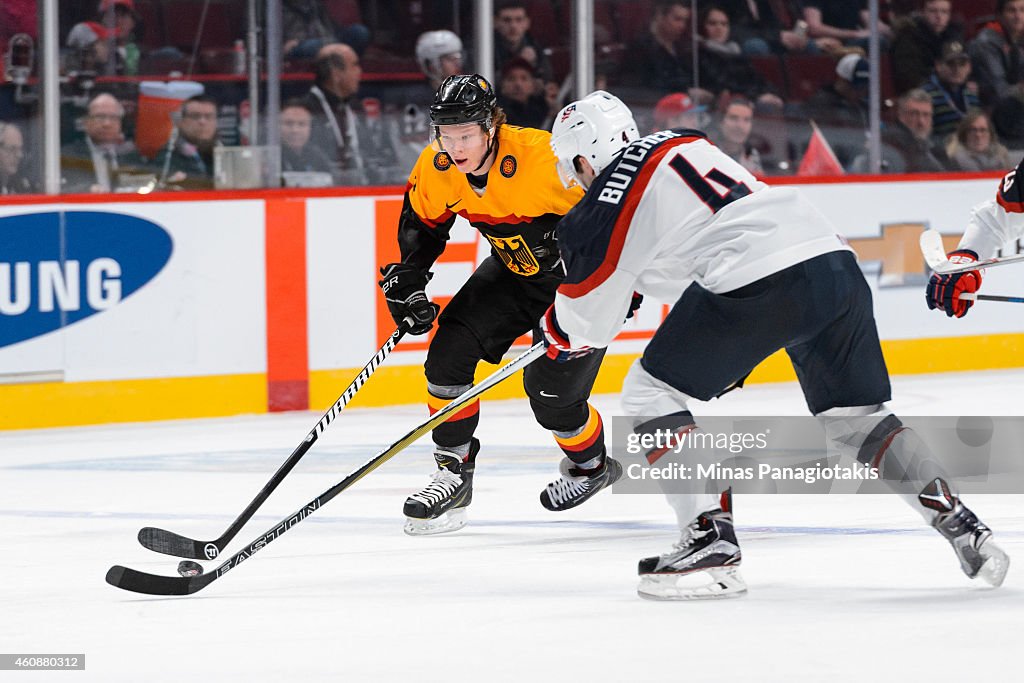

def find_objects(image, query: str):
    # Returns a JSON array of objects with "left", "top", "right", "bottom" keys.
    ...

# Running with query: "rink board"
[{"left": 1, "top": 172, "right": 1022, "bottom": 429}]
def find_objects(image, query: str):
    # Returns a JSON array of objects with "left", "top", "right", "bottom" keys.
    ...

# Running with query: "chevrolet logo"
[{"left": 847, "top": 223, "right": 963, "bottom": 287}]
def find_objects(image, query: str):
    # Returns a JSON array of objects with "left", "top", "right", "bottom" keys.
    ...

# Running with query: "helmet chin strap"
[{"left": 470, "top": 127, "right": 497, "bottom": 174}]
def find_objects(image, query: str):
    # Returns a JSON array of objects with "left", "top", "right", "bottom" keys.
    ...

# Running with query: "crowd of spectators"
[{"left": 2, "top": 0, "right": 1023, "bottom": 193}]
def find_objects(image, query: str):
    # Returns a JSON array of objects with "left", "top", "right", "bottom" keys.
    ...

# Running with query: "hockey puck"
[{"left": 177, "top": 560, "right": 204, "bottom": 578}]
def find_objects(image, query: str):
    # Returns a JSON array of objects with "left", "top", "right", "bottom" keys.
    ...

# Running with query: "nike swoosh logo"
[
  {"left": 445, "top": 200, "right": 462, "bottom": 210},
  {"left": 920, "top": 493, "right": 951, "bottom": 507},
  {"left": 539, "top": 391, "right": 559, "bottom": 398}
]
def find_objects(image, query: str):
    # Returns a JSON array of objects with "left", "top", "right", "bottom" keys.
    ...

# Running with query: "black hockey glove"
[
  {"left": 625, "top": 292, "right": 644, "bottom": 321},
  {"left": 378, "top": 263, "right": 440, "bottom": 335}
]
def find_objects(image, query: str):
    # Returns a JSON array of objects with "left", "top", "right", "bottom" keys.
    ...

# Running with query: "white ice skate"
[
  {"left": 637, "top": 510, "right": 747, "bottom": 600},
  {"left": 932, "top": 499, "right": 1010, "bottom": 588}
]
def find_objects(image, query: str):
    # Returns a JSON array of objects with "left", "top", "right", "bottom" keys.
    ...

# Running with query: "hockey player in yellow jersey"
[{"left": 377, "top": 74, "right": 625, "bottom": 535}]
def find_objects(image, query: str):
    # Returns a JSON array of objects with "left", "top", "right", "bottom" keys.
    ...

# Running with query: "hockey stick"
[
  {"left": 137, "top": 323, "right": 411, "bottom": 561},
  {"left": 106, "top": 342, "right": 547, "bottom": 595},
  {"left": 961, "top": 292, "right": 1024, "bottom": 304},
  {"left": 920, "top": 229, "right": 1024, "bottom": 274}
]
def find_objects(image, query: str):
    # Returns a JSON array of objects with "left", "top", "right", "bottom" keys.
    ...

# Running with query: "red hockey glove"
[
  {"left": 926, "top": 249, "right": 981, "bottom": 318},
  {"left": 540, "top": 305, "right": 594, "bottom": 363}
]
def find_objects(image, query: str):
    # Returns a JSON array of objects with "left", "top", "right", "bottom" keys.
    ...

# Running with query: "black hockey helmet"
[{"left": 430, "top": 74, "right": 498, "bottom": 128}]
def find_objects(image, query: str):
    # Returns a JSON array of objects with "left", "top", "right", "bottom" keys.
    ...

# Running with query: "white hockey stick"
[
  {"left": 960, "top": 292, "right": 1024, "bottom": 304},
  {"left": 920, "top": 229, "right": 1024, "bottom": 274},
  {"left": 107, "top": 342, "right": 547, "bottom": 595}
]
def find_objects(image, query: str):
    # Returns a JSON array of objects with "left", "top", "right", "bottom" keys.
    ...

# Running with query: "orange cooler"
[{"left": 135, "top": 81, "right": 204, "bottom": 158}]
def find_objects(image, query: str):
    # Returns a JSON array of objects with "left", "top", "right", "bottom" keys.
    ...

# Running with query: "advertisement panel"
[
  {"left": 1, "top": 173, "right": 1021, "bottom": 429},
  {"left": 0, "top": 200, "right": 267, "bottom": 427}
]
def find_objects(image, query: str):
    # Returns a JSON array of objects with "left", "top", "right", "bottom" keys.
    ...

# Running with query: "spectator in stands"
[
  {"left": 154, "top": 94, "right": 220, "bottom": 190},
  {"left": 65, "top": 0, "right": 138, "bottom": 73},
  {"left": 968, "top": 0, "right": 1024, "bottom": 107},
  {"left": 710, "top": 96, "right": 764, "bottom": 175},
  {"left": 802, "top": 0, "right": 890, "bottom": 49},
  {"left": 279, "top": 99, "right": 333, "bottom": 174},
  {"left": 281, "top": 0, "right": 370, "bottom": 59},
  {"left": 0, "top": 121, "right": 35, "bottom": 194},
  {"left": 945, "top": 111, "right": 1010, "bottom": 171},
  {"left": 802, "top": 53, "right": 871, "bottom": 168},
  {"left": 623, "top": 0, "right": 702, "bottom": 97},
  {"left": 888, "top": 0, "right": 919, "bottom": 28},
  {"left": 303, "top": 42, "right": 401, "bottom": 185},
  {"left": 497, "top": 57, "right": 552, "bottom": 129},
  {"left": 716, "top": 0, "right": 842, "bottom": 56},
  {"left": 61, "top": 92, "right": 145, "bottom": 193},
  {"left": 700, "top": 5, "right": 742, "bottom": 55},
  {"left": 921, "top": 40, "right": 980, "bottom": 143},
  {"left": 493, "top": 1, "right": 554, "bottom": 87},
  {"left": 417, "top": 30, "right": 465, "bottom": 93},
  {"left": 882, "top": 88, "right": 950, "bottom": 172},
  {"left": 652, "top": 92, "right": 706, "bottom": 132},
  {"left": 303, "top": 42, "right": 364, "bottom": 183},
  {"left": 889, "top": 0, "right": 963, "bottom": 94},
  {"left": 393, "top": 30, "right": 466, "bottom": 170},
  {"left": 697, "top": 5, "right": 784, "bottom": 110}
]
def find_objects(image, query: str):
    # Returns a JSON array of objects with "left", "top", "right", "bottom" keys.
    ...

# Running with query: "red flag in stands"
[{"left": 797, "top": 122, "right": 844, "bottom": 176}]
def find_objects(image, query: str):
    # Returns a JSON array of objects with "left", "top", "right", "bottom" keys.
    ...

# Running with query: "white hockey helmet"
[
  {"left": 550, "top": 90, "right": 639, "bottom": 189},
  {"left": 415, "top": 30, "right": 464, "bottom": 81}
]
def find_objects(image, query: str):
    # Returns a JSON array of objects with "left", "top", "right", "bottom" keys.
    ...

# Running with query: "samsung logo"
[
  {"left": 0, "top": 210, "right": 173, "bottom": 348},
  {"left": 1, "top": 258, "right": 122, "bottom": 314}
]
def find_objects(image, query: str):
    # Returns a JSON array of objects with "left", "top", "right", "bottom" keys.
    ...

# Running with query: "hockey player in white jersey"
[
  {"left": 926, "top": 157, "right": 1024, "bottom": 317},
  {"left": 540, "top": 91, "right": 1010, "bottom": 600}
]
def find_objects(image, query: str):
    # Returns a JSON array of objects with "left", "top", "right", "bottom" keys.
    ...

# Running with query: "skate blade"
[
  {"left": 403, "top": 508, "right": 468, "bottom": 536},
  {"left": 637, "top": 567, "right": 747, "bottom": 601},
  {"left": 978, "top": 541, "right": 1010, "bottom": 588}
]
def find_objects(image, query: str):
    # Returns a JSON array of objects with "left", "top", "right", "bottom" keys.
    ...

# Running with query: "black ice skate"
[
  {"left": 539, "top": 454, "right": 622, "bottom": 511},
  {"left": 403, "top": 438, "right": 479, "bottom": 536},
  {"left": 637, "top": 509, "right": 747, "bottom": 600},
  {"left": 925, "top": 481, "right": 1009, "bottom": 587}
]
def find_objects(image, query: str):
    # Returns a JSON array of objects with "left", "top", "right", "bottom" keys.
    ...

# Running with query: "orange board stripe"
[{"left": 265, "top": 198, "right": 309, "bottom": 411}]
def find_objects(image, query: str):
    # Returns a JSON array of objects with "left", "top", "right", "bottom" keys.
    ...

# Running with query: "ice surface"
[{"left": 2, "top": 369, "right": 1022, "bottom": 681}]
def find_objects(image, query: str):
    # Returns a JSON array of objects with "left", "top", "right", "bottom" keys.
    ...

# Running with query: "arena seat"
[
  {"left": 325, "top": 0, "right": 362, "bottom": 28},
  {"left": 132, "top": 0, "right": 166, "bottom": 50},
  {"left": 749, "top": 55, "right": 789, "bottom": 99},
  {"left": 544, "top": 45, "right": 571, "bottom": 82},
  {"left": 521, "top": 0, "right": 564, "bottom": 49},
  {"left": 952, "top": 0, "right": 997, "bottom": 38},
  {"left": 606, "top": 0, "right": 653, "bottom": 45},
  {"left": 162, "top": 0, "right": 242, "bottom": 52},
  {"left": 784, "top": 54, "right": 838, "bottom": 102}
]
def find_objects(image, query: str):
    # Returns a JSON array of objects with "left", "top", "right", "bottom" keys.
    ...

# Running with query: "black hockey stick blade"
[
  {"left": 105, "top": 564, "right": 213, "bottom": 596},
  {"left": 107, "top": 342, "right": 546, "bottom": 596},
  {"left": 136, "top": 324, "right": 409, "bottom": 560},
  {"left": 137, "top": 527, "right": 217, "bottom": 561}
]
